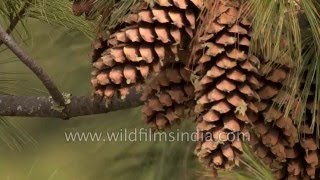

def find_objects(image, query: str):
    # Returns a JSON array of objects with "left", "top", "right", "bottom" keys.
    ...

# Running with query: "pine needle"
[
  {"left": 0, "top": 117, "right": 36, "bottom": 151},
  {"left": 0, "top": 0, "right": 95, "bottom": 39},
  {"left": 87, "top": 0, "right": 153, "bottom": 32},
  {"left": 218, "top": 144, "right": 273, "bottom": 180},
  {"left": 28, "top": 0, "right": 94, "bottom": 39},
  {"left": 298, "top": 0, "right": 320, "bottom": 140}
]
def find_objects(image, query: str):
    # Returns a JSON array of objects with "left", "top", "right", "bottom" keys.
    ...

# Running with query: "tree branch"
[
  {"left": 0, "top": 0, "right": 32, "bottom": 47},
  {"left": 0, "top": 91, "right": 142, "bottom": 119},
  {"left": 7, "top": 1, "right": 32, "bottom": 35},
  {"left": 0, "top": 23, "right": 66, "bottom": 107}
]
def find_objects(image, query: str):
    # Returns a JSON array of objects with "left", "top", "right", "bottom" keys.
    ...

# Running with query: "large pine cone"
[
  {"left": 249, "top": 60, "right": 298, "bottom": 167},
  {"left": 275, "top": 82, "right": 320, "bottom": 180},
  {"left": 265, "top": 109, "right": 319, "bottom": 180},
  {"left": 193, "top": 1, "right": 258, "bottom": 173},
  {"left": 249, "top": 61, "right": 320, "bottom": 179},
  {"left": 141, "top": 62, "right": 195, "bottom": 130},
  {"left": 90, "top": 0, "right": 202, "bottom": 100}
]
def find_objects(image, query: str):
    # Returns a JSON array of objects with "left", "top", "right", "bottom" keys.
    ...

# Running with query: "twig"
[
  {"left": 0, "top": 92, "right": 142, "bottom": 119},
  {"left": 0, "top": 0, "right": 32, "bottom": 47},
  {"left": 0, "top": 23, "right": 66, "bottom": 107},
  {"left": 6, "top": 1, "right": 32, "bottom": 34}
]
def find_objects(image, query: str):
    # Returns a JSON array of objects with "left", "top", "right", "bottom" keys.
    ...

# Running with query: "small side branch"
[
  {"left": 6, "top": 0, "right": 32, "bottom": 35},
  {"left": 0, "top": 0, "right": 32, "bottom": 47},
  {"left": 0, "top": 23, "right": 66, "bottom": 106}
]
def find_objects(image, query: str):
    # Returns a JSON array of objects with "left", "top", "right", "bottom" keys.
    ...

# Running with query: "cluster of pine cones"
[{"left": 73, "top": 0, "right": 319, "bottom": 179}]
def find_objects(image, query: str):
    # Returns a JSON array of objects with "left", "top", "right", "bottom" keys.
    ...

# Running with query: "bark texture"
[{"left": 0, "top": 92, "right": 142, "bottom": 119}]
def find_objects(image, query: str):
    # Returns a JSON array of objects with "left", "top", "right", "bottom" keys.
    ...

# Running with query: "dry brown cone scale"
[
  {"left": 248, "top": 60, "right": 298, "bottom": 169},
  {"left": 141, "top": 62, "right": 195, "bottom": 130},
  {"left": 90, "top": 0, "right": 202, "bottom": 101},
  {"left": 273, "top": 82, "right": 320, "bottom": 180},
  {"left": 295, "top": 114, "right": 320, "bottom": 179},
  {"left": 248, "top": 61, "right": 320, "bottom": 179},
  {"left": 300, "top": 82, "right": 320, "bottom": 179},
  {"left": 192, "top": 0, "right": 260, "bottom": 174},
  {"left": 281, "top": 121, "right": 320, "bottom": 179},
  {"left": 259, "top": 109, "right": 320, "bottom": 180}
]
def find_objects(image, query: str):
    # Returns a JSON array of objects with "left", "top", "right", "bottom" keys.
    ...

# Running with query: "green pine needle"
[
  {"left": 218, "top": 144, "right": 273, "bottom": 180},
  {"left": 0, "top": 0, "right": 95, "bottom": 39},
  {"left": 0, "top": 117, "right": 36, "bottom": 151}
]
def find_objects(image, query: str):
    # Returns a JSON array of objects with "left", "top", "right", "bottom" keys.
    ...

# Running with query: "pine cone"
[
  {"left": 270, "top": 110, "right": 319, "bottom": 180},
  {"left": 91, "top": 0, "right": 202, "bottom": 100},
  {"left": 141, "top": 62, "right": 195, "bottom": 130},
  {"left": 192, "top": 1, "right": 257, "bottom": 172},
  {"left": 250, "top": 61, "right": 298, "bottom": 160},
  {"left": 249, "top": 61, "right": 320, "bottom": 179},
  {"left": 276, "top": 81, "right": 319, "bottom": 179}
]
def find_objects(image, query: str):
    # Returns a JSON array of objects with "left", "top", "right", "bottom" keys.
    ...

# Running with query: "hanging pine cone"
[
  {"left": 193, "top": 1, "right": 258, "bottom": 173},
  {"left": 249, "top": 60, "right": 298, "bottom": 164},
  {"left": 248, "top": 60, "right": 320, "bottom": 179},
  {"left": 91, "top": 0, "right": 202, "bottom": 100},
  {"left": 141, "top": 62, "right": 195, "bottom": 130},
  {"left": 275, "top": 79, "right": 320, "bottom": 179},
  {"left": 270, "top": 109, "right": 320, "bottom": 180},
  {"left": 294, "top": 113, "right": 319, "bottom": 179}
]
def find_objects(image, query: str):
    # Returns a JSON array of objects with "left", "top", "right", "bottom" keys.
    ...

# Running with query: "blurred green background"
[{"left": 0, "top": 19, "right": 202, "bottom": 180}]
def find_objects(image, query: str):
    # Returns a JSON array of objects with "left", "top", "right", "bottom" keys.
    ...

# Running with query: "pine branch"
[
  {"left": 6, "top": 0, "right": 31, "bottom": 34},
  {"left": 0, "top": 23, "right": 66, "bottom": 107},
  {"left": 0, "top": 0, "right": 31, "bottom": 47},
  {"left": 0, "top": 91, "right": 142, "bottom": 119}
]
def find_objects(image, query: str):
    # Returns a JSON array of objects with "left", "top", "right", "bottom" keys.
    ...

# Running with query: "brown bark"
[{"left": 0, "top": 91, "right": 142, "bottom": 119}]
